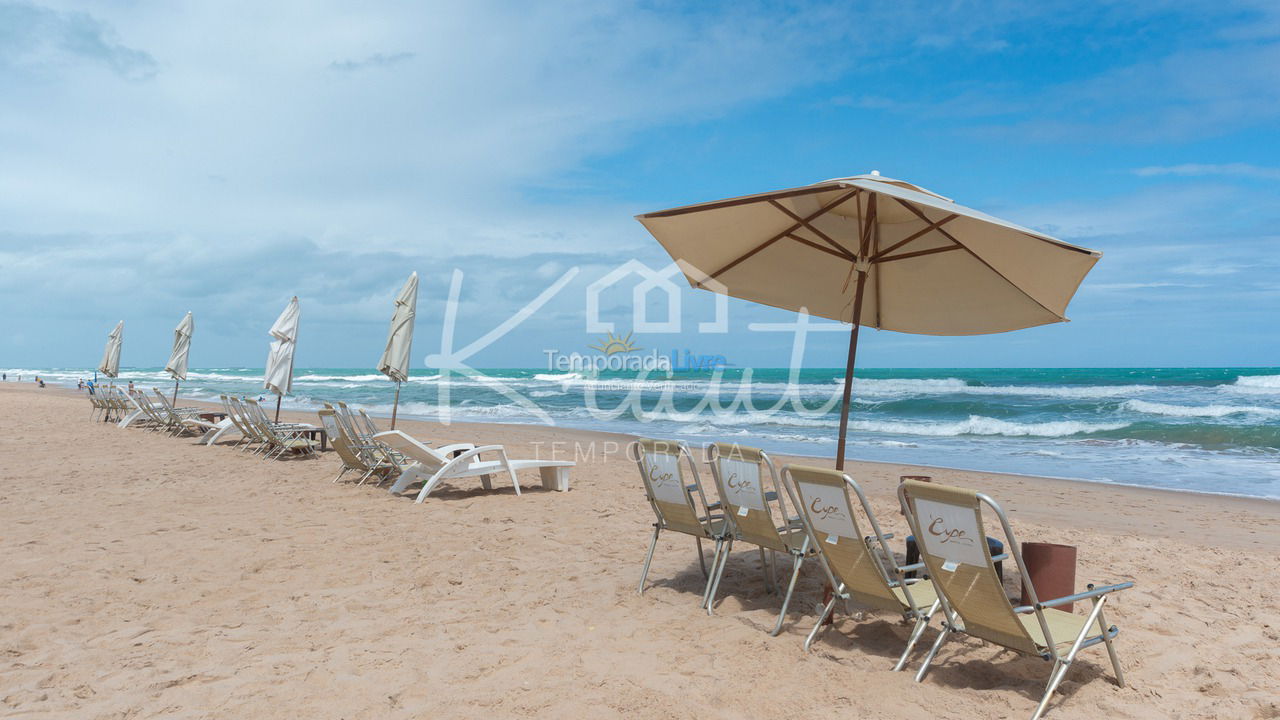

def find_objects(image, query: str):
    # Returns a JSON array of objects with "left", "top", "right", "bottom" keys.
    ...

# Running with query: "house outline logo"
[{"left": 585, "top": 259, "right": 728, "bottom": 334}]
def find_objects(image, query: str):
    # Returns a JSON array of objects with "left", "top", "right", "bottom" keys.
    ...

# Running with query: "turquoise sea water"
[{"left": 13, "top": 366, "right": 1280, "bottom": 499}]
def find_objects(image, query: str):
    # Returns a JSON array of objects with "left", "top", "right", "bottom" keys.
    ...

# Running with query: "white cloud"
[{"left": 1134, "top": 163, "right": 1280, "bottom": 181}]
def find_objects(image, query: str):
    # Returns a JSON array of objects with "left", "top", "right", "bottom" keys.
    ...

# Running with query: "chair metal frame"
[
  {"left": 784, "top": 465, "right": 941, "bottom": 669},
  {"left": 704, "top": 443, "right": 815, "bottom": 635},
  {"left": 632, "top": 438, "right": 727, "bottom": 603},
  {"left": 898, "top": 480, "right": 1132, "bottom": 720}
]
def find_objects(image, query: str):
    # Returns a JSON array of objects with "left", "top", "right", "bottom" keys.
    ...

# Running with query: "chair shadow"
[
  {"left": 701, "top": 548, "right": 1112, "bottom": 709},
  {"left": 381, "top": 480, "right": 556, "bottom": 503}
]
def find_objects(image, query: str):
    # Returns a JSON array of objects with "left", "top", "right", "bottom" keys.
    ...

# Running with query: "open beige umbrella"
[
  {"left": 377, "top": 272, "right": 418, "bottom": 429},
  {"left": 164, "top": 311, "right": 194, "bottom": 404},
  {"left": 637, "top": 172, "right": 1100, "bottom": 469},
  {"left": 98, "top": 320, "right": 123, "bottom": 381},
  {"left": 264, "top": 297, "right": 300, "bottom": 421}
]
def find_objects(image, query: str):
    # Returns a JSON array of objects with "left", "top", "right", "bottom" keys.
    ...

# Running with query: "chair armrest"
[
  {"left": 446, "top": 445, "right": 505, "bottom": 466},
  {"left": 1036, "top": 582, "right": 1134, "bottom": 610},
  {"left": 897, "top": 561, "right": 926, "bottom": 574},
  {"left": 436, "top": 443, "right": 476, "bottom": 456}
]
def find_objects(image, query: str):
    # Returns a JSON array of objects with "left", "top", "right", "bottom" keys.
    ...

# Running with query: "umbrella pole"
[
  {"left": 275, "top": 394, "right": 282, "bottom": 422},
  {"left": 172, "top": 380, "right": 180, "bottom": 406},
  {"left": 834, "top": 270, "right": 868, "bottom": 471},
  {"left": 825, "top": 269, "right": 867, "bottom": 625},
  {"left": 391, "top": 381, "right": 401, "bottom": 430}
]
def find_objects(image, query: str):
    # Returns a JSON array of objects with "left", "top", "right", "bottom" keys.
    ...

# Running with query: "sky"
[{"left": 1, "top": 0, "right": 1278, "bottom": 370}]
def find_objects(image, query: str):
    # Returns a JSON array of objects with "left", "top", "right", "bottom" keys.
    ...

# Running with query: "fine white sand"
[{"left": 2, "top": 383, "right": 1277, "bottom": 719}]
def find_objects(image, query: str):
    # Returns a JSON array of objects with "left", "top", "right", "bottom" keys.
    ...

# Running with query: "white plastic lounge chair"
[
  {"left": 703, "top": 443, "right": 817, "bottom": 634},
  {"left": 195, "top": 395, "right": 244, "bottom": 446},
  {"left": 786, "top": 465, "right": 941, "bottom": 669},
  {"left": 899, "top": 480, "right": 1132, "bottom": 720},
  {"left": 376, "top": 430, "right": 573, "bottom": 502},
  {"left": 632, "top": 438, "right": 729, "bottom": 603}
]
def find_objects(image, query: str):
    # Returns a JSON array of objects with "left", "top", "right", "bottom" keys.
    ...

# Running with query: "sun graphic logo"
[{"left": 589, "top": 331, "right": 641, "bottom": 356}]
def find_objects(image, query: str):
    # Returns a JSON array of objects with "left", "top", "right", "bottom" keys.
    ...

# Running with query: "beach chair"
[
  {"left": 898, "top": 480, "right": 1132, "bottom": 720},
  {"left": 226, "top": 396, "right": 268, "bottom": 452},
  {"left": 244, "top": 398, "right": 318, "bottom": 459},
  {"left": 194, "top": 395, "right": 244, "bottom": 446},
  {"left": 785, "top": 465, "right": 941, "bottom": 668},
  {"left": 324, "top": 403, "right": 401, "bottom": 483},
  {"left": 319, "top": 408, "right": 398, "bottom": 483},
  {"left": 703, "top": 443, "right": 817, "bottom": 634},
  {"left": 632, "top": 438, "right": 729, "bottom": 603},
  {"left": 152, "top": 389, "right": 221, "bottom": 437},
  {"left": 376, "top": 430, "right": 573, "bottom": 502}
]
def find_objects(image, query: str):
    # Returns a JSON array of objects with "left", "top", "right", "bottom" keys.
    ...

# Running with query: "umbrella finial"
[{"left": 870, "top": 170, "right": 881, "bottom": 176}]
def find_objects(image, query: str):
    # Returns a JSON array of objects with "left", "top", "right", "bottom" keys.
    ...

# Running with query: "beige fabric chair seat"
[
  {"left": 1020, "top": 608, "right": 1096, "bottom": 649},
  {"left": 891, "top": 579, "right": 938, "bottom": 609}
]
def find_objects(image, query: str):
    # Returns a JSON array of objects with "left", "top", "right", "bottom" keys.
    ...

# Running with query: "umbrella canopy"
[
  {"left": 378, "top": 272, "right": 418, "bottom": 383},
  {"left": 637, "top": 172, "right": 1100, "bottom": 467},
  {"left": 264, "top": 297, "right": 300, "bottom": 397},
  {"left": 164, "top": 312, "right": 194, "bottom": 382},
  {"left": 97, "top": 321, "right": 123, "bottom": 378}
]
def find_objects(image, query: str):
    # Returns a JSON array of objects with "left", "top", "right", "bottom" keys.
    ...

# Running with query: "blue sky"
[{"left": 1, "top": 0, "right": 1277, "bottom": 370}]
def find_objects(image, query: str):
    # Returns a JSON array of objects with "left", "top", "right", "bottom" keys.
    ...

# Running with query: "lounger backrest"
[
  {"left": 708, "top": 443, "right": 789, "bottom": 553},
  {"left": 319, "top": 409, "right": 365, "bottom": 469},
  {"left": 221, "top": 395, "right": 250, "bottom": 436},
  {"left": 328, "top": 404, "right": 366, "bottom": 448},
  {"left": 372, "top": 430, "right": 447, "bottom": 472},
  {"left": 228, "top": 397, "right": 260, "bottom": 440},
  {"left": 900, "top": 480, "right": 1036, "bottom": 654},
  {"left": 788, "top": 465, "right": 903, "bottom": 613},
  {"left": 152, "top": 389, "right": 172, "bottom": 409},
  {"left": 634, "top": 438, "right": 710, "bottom": 537},
  {"left": 357, "top": 409, "right": 380, "bottom": 435}
]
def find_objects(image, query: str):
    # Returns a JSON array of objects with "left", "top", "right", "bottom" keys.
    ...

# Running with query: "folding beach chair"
[
  {"left": 899, "top": 480, "right": 1132, "bottom": 720},
  {"left": 632, "top": 438, "right": 729, "bottom": 604},
  {"left": 703, "top": 443, "right": 817, "bottom": 634},
  {"left": 323, "top": 403, "right": 401, "bottom": 484},
  {"left": 785, "top": 465, "right": 941, "bottom": 668},
  {"left": 319, "top": 408, "right": 396, "bottom": 483},
  {"left": 244, "top": 398, "right": 318, "bottom": 460}
]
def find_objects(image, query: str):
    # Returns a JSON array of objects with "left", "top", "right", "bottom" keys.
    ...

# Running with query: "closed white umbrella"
[
  {"left": 98, "top": 321, "right": 123, "bottom": 380},
  {"left": 637, "top": 172, "right": 1101, "bottom": 469},
  {"left": 377, "top": 272, "right": 418, "bottom": 428},
  {"left": 263, "top": 296, "right": 300, "bottom": 421},
  {"left": 164, "top": 311, "right": 194, "bottom": 404}
]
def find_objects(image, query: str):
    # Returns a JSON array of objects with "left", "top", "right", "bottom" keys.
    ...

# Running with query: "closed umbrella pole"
[
  {"left": 264, "top": 297, "right": 300, "bottom": 422},
  {"left": 164, "top": 311, "right": 194, "bottom": 406},
  {"left": 98, "top": 320, "right": 124, "bottom": 389},
  {"left": 378, "top": 272, "right": 418, "bottom": 429}
]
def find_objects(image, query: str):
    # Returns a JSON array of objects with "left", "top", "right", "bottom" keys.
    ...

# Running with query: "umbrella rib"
[
  {"left": 704, "top": 189, "right": 860, "bottom": 283},
  {"left": 892, "top": 197, "right": 1065, "bottom": 320},
  {"left": 768, "top": 200, "right": 857, "bottom": 259},
  {"left": 875, "top": 245, "right": 963, "bottom": 263},
  {"left": 786, "top": 233, "right": 854, "bottom": 261},
  {"left": 871, "top": 213, "right": 959, "bottom": 262}
]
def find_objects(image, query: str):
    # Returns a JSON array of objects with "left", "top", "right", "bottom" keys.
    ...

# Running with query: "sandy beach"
[{"left": 2, "top": 382, "right": 1278, "bottom": 719}]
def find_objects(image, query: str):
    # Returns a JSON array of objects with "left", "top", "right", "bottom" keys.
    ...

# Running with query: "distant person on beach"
[
  {"left": 78, "top": 380, "right": 85, "bottom": 390},
  {"left": 38, "top": 379, "right": 45, "bottom": 388},
  {"left": 128, "top": 381, "right": 135, "bottom": 394},
  {"left": 2, "top": 373, "right": 6, "bottom": 381}
]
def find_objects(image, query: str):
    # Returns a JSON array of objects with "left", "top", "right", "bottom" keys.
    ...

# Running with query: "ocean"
[{"left": 12, "top": 366, "right": 1280, "bottom": 499}]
